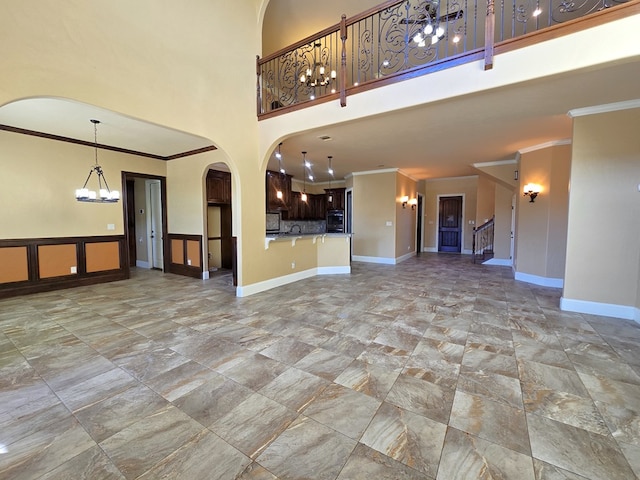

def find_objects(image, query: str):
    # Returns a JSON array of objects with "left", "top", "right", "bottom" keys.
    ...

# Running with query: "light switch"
[
  {"left": 107, "top": 224, "right": 115, "bottom": 230},
  {"left": 386, "top": 221, "right": 393, "bottom": 226}
]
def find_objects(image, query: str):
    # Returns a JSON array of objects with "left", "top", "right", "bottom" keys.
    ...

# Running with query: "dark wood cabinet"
[
  {"left": 289, "top": 192, "right": 325, "bottom": 220},
  {"left": 325, "top": 188, "right": 345, "bottom": 211},
  {"left": 266, "top": 170, "right": 291, "bottom": 213},
  {"left": 206, "top": 169, "right": 231, "bottom": 204}
]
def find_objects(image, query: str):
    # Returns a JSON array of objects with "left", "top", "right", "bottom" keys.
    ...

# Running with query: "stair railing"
[{"left": 472, "top": 216, "right": 494, "bottom": 264}]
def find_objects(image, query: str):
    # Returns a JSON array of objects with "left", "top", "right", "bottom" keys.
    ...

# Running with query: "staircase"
[{"left": 472, "top": 216, "right": 494, "bottom": 264}]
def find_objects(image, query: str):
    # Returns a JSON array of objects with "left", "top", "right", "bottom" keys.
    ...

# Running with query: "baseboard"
[
  {"left": 463, "top": 249, "right": 472, "bottom": 255},
  {"left": 352, "top": 255, "right": 396, "bottom": 265},
  {"left": 396, "top": 252, "right": 416, "bottom": 264},
  {"left": 424, "top": 247, "right": 438, "bottom": 253},
  {"left": 136, "top": 260, "right": 150, "bottom": 269},
  {"left": 560, "top": 297, "right": 639, "bottom": 322},
  {"left": 318, "top": 266, "right": 351, "bottom": 275},
  {"left": 202, "top": 271, "right": 210, "bottom": 280},
  {"left": 515, "top": 271, "right": 563, "bottom": 288},
  {"left": 236, "top": 266, "right": 350, "bottom": 297},
  {"left": 482, "top": 258, "right": 513, "bottom": 267}
]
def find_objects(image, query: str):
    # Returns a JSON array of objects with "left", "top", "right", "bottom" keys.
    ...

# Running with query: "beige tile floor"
[{"left": 1, "top": 253, "right": 639, "bottom": 479}]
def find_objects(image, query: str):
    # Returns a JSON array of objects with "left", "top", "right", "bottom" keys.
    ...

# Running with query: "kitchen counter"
[{"left": 265, "top": 232, "right": 350, "bottom": 249}]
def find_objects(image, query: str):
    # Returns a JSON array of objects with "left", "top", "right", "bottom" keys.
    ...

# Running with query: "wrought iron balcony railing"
[{"left": 257, "top": 0, "right": 635, "bottom": 117}]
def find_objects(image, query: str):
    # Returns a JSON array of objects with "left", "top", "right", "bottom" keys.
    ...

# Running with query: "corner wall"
[
  {"left": 562, "top": 106, "right": 640, "bottom": 320},
  {"left": 515, "top": 143, "right": 570, "bottom": 287}
]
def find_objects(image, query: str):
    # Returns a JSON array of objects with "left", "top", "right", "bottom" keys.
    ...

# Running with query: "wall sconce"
[
  {"left": 523, "top": 183, "right": 541, "bottom": 202},
  {"left": 408, "top": 198, "right": 418, "bottom": 210},
  {"left": 401, "top": 195, "right": 409, "bottom": 208}
]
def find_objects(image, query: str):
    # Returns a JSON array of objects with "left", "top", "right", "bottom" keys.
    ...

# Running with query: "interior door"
[
  {"left": 149, "top": 180, "right": 164, "bottom": 269},
  {"left": 438, "top": 196, "right": 462, "bottom": 253}
]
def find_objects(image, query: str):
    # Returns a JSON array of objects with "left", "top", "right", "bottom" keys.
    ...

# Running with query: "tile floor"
[{"left": 1, "top": 254, "right": 639, "bottom": 479}]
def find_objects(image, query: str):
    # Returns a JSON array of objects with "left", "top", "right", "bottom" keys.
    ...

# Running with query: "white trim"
[
  {"left": 560, "top": 297, "right": 640, "bottom": 322},
  {"left": 352, "top": 255, "right": 396, "bottom": 265},
  {"left": 396, "top": 252, "right": 416, "bottom": 263},
  {"left": 425, "top": 175, "right": 478, "bottom": 182},
  {"left": 236, "top": 266, "right": 351, "bottom": 297},
  {"left": 482, "top": 258, "right": 513, "bottom": 266},
  {"left": 518, "top": 139, "right": 572, "bottom": 154},
  {"left": 397, "top": 169, "right": 420, "bottom": 182},
  {"left": 568, "top": 99, "right": 640, "bottom": 118},
  {"left": 472, "top": 159, "right": 517, "bottom": 168},
  {"left": 318, "top": 266, "right": 351, "bottom": 275},
  {"left": 351, "top": 168, "right": 399, "bottom": 176},
  {"left": 202, "top": 271, "right": 210, "bottom": 280},
  {"left": 236, "top": 268, "right": 316, "bottom": 297},
  {"left": 462, "top": 249, "right": 472, "bottom": 255},
  {"left": 515, "top": 271, "right": 563, "bottom": 288},
  {"left": 424, "top": 247, "right": 438, "bottom": 253},
  {"left": 136, "top": 260, "right": 150, "bottom": 269}
]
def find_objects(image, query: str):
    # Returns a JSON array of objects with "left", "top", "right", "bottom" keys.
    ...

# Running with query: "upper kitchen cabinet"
[
  {"left": 206, "top": 169, "right": 232, "bottom": 205},
  {"left": 325, "top": 188, "right": 345, "bottom": 211},
  {"left": 266, "top": 170, "right": 291, "bottom": 213}
]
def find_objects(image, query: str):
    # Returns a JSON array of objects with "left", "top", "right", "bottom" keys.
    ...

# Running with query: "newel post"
[
  {"left": 484, "top": 0, "right": 495, "bottom": 70},
  {"left": 340, "top": 14, "right": 348, "bottom": 107},
  {"left": 256, "top": 55, "right": 262, "bottom": 115}
]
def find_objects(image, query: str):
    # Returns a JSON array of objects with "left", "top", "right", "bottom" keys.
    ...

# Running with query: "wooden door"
[{"left": 438, "top": 196, "right": 462, "bottom": 253}]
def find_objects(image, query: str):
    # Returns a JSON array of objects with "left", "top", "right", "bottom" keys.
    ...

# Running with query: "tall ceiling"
[{"left": 1, "top": 1, "right": 638, "bottom": 186}]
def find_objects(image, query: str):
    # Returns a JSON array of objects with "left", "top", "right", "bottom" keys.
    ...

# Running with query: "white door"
[
  {"left": 148, "top": 180, "right": 164, "bottom": 270},
  {"left": 510, "top": 194, "right": 516, "bottom": 262}
]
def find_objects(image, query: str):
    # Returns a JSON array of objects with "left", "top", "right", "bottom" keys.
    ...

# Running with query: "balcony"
[{"left": 258, "top": 0, "right": 637, "bottom": 119}]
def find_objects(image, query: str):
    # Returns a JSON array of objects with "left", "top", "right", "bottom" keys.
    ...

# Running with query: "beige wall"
[
  {"left": 423, "top": 177, "right": 478, "bottom": 252},
  {"left": 476, "top": 175, "right": 496, "bottom": 225},
  {"left": 352, "top": 171, "right": 396, "bottom": 260},
  {"left": 395, "top": 173, "right": 418, "bottom": 258},
  {"left": 515, "top": 143, "right": 570, "bottom": 280},
  {"left": 0, "top": 130, "right": 166, "bottom": 239},
  {"left": 564, "top": 108, "right": 640, "bottom": 308}
]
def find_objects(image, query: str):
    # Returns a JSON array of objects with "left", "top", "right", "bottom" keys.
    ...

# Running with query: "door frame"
[
  {"left": 416, "top": 193, "right": 424, "bottom": 254},
  {"left": 122, "top": 171, "right": 169, "bottom": 273},
  {"left": 436, "top": 193, "right": 465, "bottom": 253},
  {"left": 146, "top": 179, "right": 164, "bottom": 269}
]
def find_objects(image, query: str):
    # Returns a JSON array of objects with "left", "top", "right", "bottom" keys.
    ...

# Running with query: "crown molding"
[
  {"left": 568, "top": 99, "right": 640, "bottom": 118},
  {"left": 472, "top": 159, "right": 517, "bottom": 168},
  {"left": 518, "top": 139, "right": 571, "bottom": 154},
  {"left": 424, "top": 175, "right": 478, "bottom": 182}
]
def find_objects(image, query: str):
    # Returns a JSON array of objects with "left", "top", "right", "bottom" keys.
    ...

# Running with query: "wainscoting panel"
[
  {"left": 0, "top": 236, "right": 128, "bottom": 298},
  {"left": 168, "top": 234, "right": 203, "bottom": 279}
]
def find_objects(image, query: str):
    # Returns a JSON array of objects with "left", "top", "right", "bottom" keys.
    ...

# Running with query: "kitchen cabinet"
[
  {"left": 266, "top": 170, "right": 291, "bottom": 213},
  {"left": 289, "top": 192, "right": 325, "bottom": 220},
  {"left": 207, "top": 169, "right": 231, "bottom": 204},
  {"left": 325, "top": 188, "right": 345, "bottom": 211}
]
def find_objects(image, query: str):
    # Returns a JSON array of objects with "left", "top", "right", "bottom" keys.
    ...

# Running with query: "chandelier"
[
  {"left": 299, "top": 41, "right": 336, "bottom": 94},
  {"left": 75, "top": 119, "right": 120, "bottom": 203}
]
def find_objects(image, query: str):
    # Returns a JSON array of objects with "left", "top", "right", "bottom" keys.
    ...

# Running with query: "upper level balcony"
[{"left": 257, "top": 0, "right": 638, "bottom": 119}]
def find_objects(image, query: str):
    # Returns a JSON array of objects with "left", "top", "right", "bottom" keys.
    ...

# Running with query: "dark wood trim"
[
  {"left": 121, "top": 172, "right": 169, "bottom": 273},
  {"left": 168, "top": 233, "right": 203, "bottom": 279},
  {"left": 0, "top": 124, "right": 215, "bottom": 161},
  {"left": 0, "top": 235, "right": 128, "bottom": 299},
  {"left": 163, "top": 145, "right": 217, "bottom": 160}
]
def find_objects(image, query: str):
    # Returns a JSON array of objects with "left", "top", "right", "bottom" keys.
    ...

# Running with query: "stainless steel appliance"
[{"left": 326, "top": 210, "right": 344, "bottom": 233}]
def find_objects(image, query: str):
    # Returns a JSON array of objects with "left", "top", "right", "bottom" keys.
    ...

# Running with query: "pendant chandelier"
[
  {"left": 276, "top": 142, "right": 284, "bottom": 199},
  {"left": 75, "top": 119, "right": 120, "bottom": 203},
  {"left": 299, "top": 41, "right": 336, "bottom": 94}
]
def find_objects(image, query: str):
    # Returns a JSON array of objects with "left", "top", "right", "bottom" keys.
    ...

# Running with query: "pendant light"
[
  {"left": 327, "top": 156, "right": 334, "bottom": 204},
  {"left": 276, "top": 142, "right": 284, "bottom": 199},
  {"left": 301, "top": 151, "right": 308, "bottom": 202},
  {"left": 75, "top": 119, "right": 120, "bottom": 203}
]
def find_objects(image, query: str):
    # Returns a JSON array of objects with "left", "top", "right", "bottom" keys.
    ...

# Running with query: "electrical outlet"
[
  {"left": 70, "top": 266, "right": 77, "bottom": 274},
  {"left": 187, "top": 259, "right": 192, "bottom": 266},
  {"left": 107, "top": 224, "right": 115, "bottom": 230},
  {"left": 386, "top": 221, "right": 392, "bottom": 226},
  {"left": 291, "top": 262, "right": 296, "bottom": 269}
]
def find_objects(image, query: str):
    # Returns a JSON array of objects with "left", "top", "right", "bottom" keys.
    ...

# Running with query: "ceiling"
[
  {"left": 0, "top": 97, "right": 213, "bottom": 158},
  {"left": 0, "top": 1, "right": 638, "bottom": 183},
  {"left": 267, "top": 59, "right": 640, "bottom": 183}
]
